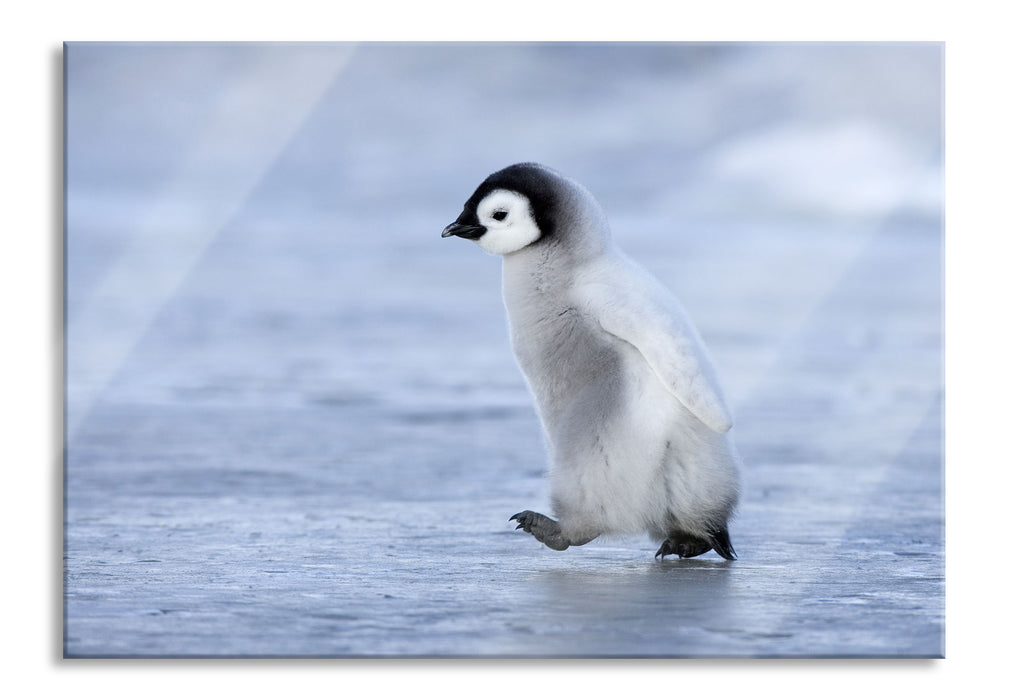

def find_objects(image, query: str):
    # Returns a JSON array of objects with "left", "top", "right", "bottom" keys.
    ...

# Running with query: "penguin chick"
[{"left": 442, "top": 163, "right": 740, "bottom": 560}]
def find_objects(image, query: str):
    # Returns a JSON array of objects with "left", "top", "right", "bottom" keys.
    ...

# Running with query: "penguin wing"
[{"left": 578, "top": 273, "right": 734, "bottom": 434}]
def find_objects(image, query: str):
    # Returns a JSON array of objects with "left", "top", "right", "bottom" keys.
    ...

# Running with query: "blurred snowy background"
[{"left": 64, "top": 42, "right": 943, "bottom": 657}]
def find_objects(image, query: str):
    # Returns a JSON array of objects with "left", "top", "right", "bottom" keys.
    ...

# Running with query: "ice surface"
[{"left": 64, "top": 42, "right": 943, "bottom": 657}]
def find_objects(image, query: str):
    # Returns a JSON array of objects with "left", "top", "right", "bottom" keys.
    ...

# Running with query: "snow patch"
[{"left": 708, "top": 121, "right": 942, "bottom": 218}]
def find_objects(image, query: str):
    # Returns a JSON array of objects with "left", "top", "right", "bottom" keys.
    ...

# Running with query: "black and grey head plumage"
[
  {"left": 453, "top": 163, "right": 563, "bottom": 239},
  {"left": 442, "top": 163, "right": 610, "bottom": 256}
]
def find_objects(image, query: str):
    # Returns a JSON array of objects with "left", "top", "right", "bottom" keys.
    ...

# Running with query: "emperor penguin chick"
[{"left": 442, "top": 163, "right": 740, "bottom": 560}]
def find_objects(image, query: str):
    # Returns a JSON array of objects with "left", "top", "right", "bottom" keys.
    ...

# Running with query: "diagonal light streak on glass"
[
  {"left": 722, "top": 143, "right": 943, "bottom": 408},
  {"left": 727, "top": 155, "right": 943, "bottom": 641},
  {"left": 66, "top": 44, "right": 357, "bottom": 437},
  {"left": 736, "top": 150, "right": 943, "bottom": 461}
]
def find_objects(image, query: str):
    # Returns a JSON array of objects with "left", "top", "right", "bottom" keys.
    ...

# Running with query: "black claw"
[{"left": 654, "top": 540, "right": 675, "bottom": 559}]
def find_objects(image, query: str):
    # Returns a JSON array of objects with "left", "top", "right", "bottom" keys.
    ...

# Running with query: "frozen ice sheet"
[{"left": 64, "top": 42, "right": 943, "bottom": 657}]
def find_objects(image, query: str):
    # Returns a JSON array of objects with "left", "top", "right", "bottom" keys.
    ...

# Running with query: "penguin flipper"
[{"left": 578, "top": 275, "right": 734, "bottom": 434}]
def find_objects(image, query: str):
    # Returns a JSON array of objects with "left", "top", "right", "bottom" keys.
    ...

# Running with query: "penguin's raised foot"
[{"left": 509, "top": 510, "right": 570, "bottom": 550}]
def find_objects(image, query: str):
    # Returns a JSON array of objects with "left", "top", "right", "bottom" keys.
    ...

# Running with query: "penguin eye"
[{"left": 492, "top": 210, "right": 508, "bottom": 221}]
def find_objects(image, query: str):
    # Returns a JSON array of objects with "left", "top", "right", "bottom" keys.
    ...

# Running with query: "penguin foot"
[
  {"left": 509, "top": 511, "right": 571, "bottom": 551},
  {"left": 654, "top": 536, "right": 711, "bottom": 559},
  {"left": 655, "top": 529, "right": 737, "bottom": 560}
]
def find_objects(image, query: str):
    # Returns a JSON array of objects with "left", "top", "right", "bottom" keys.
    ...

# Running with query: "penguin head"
[{"left": 442, "top": 163, "right": 563, "bottom": 256}]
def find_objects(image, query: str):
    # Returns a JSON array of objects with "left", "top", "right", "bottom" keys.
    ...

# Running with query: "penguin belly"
[
  {"left": 514, "top": 311, "right": 737, "bottom": 544},
  {"left": 549, "top": 343, "right": 685, "bottom": 539},
  {"left": 509, "top": 309, "right": 668, "bottom": 541}
]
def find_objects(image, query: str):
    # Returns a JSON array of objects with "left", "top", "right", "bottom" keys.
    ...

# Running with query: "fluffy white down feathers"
[{"left": 443, "top": 163, "right": 740, "bottom": 559}]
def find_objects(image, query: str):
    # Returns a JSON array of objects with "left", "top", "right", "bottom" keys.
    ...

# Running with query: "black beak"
[{"left": 441, "top": 221, "right": 486, "bottom": 239}]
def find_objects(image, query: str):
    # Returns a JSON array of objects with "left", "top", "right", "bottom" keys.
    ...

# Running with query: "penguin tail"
[{"left": 710, "top": 528, "right": 737, "bottom": 560}]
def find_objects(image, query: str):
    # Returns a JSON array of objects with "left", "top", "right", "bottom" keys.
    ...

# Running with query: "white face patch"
[{"left": 474, "top": 189, "right": 541, "bottom": 256}]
